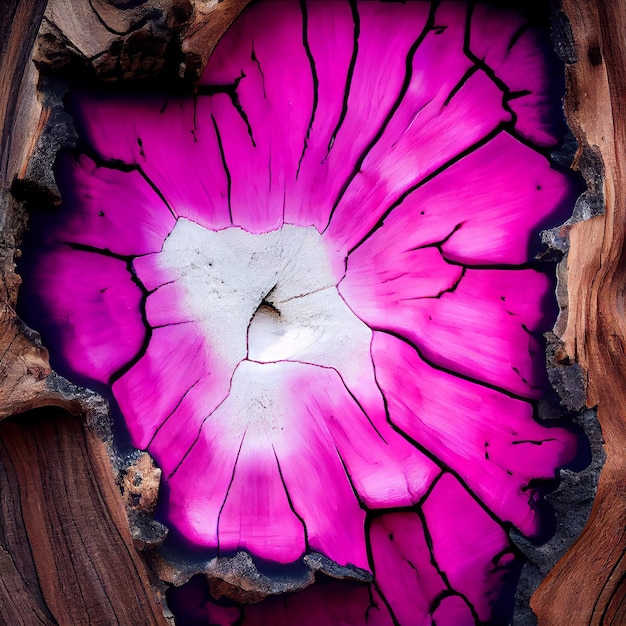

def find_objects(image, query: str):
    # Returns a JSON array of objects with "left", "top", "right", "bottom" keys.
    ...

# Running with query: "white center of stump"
[{"left": 151, "top": 218, "right": 372, "bottom": 375}]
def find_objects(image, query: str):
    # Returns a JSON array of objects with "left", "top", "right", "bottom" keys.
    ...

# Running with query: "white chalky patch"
[{"left": 140, "top": 218, "right": 377, "bottom": 405}]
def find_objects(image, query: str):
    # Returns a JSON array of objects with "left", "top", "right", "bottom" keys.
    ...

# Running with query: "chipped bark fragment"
[
  {"left": 34, "top": 0, "right": 252, "bottom": 84},
  {"left": 121, "top": 452, "right": 161, "bottom": 511},
  {"left": 15, "top": 0, "right": 590, "bottom": 623}
]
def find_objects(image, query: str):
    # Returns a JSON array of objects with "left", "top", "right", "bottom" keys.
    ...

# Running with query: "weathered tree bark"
[
  {"left": 531, "top": 1, "right": 626, "bottom": 623},
  {"left": 0, "top": 0, "right": 623, "bottom": 624},
  {"left": 0, "top": 410, "right": 170, "bottom": 625}
]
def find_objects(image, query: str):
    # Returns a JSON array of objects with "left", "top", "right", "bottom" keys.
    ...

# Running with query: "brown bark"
[
  {"left": 531, "top": 1, "right": 626, "bottom": 623},
  {"left": 0, "top": 0, "right": 55, "bottom": 419},
  {"left": 0, "top": 410, "right": 169, "bottom": 625}
]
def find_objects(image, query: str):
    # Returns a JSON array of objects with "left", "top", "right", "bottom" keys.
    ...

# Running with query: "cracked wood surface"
[
  {"left": 0, "top": 0, "right": 623, "bottom": 624},
  {"left": 19, "top": 8, "right": 582, "bottom": 624}
]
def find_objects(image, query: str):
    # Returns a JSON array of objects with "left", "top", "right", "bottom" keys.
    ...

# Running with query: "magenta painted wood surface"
[{"left": 21, "top": 1, "right": 581, "bottom": 623}]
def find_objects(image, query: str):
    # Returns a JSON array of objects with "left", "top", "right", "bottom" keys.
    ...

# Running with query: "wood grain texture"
[
  {"left": 0, "top": 410, "right": 170, "bottom": 626},
  {"left": 531, "top": 1, "right": 626, "bottom": 623},
  {"left": 0, "top": 433, "right": 56, "bottom": 625}
]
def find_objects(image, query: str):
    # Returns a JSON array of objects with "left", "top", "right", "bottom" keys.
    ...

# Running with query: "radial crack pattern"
[{"left": 18, "top": 1, "right": 583, "bottom": 624}]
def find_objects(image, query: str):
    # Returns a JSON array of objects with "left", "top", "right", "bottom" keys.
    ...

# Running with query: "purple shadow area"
[{"left": 18, "top": 0, "right": 586, "bottom": 623}]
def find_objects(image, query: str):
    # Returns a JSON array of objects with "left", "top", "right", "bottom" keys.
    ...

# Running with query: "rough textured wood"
[
  {"left": 0, "top": 0, "right": 56, "bottom": 419},
  {"left": 531, "top": 1, "right": 626, "bottom": 623},
  {"left": 0, "top": 433, "right": 56, "bottom": 625},
  {"left": 0, "top": 410, "right": 170, "bottom": 626}
]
